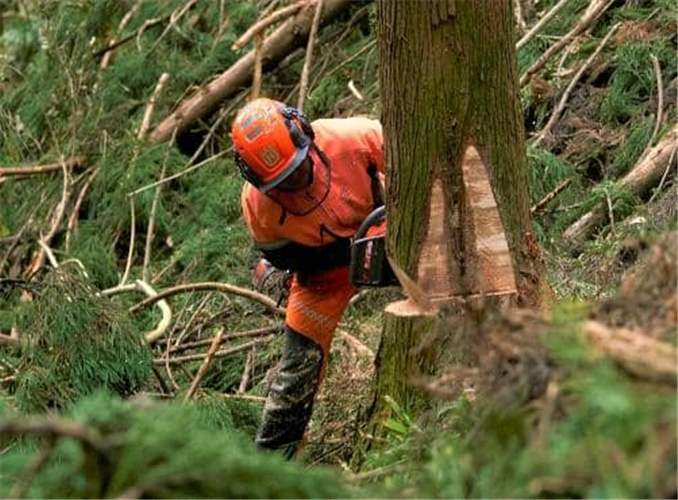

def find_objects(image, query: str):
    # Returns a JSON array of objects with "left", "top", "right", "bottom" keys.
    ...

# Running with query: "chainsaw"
[
  {"left": 252, "top": 206, "right": 396, "bottom": 294},
  {"left": 349, "top": 206, "right": 397, "bottom": 287}
]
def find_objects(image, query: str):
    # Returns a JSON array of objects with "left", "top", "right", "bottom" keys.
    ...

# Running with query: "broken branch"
[
  {"left": 532, "top": 22, "right": 619, "bottom": 148},
  {"left": 155, "top": 335, "right": 274, "bottom": 366}
]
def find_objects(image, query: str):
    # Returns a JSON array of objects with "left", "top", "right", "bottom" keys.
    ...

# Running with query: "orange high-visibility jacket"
[{"left": 241, "top": 117, "right": 384, "bottom": 354}]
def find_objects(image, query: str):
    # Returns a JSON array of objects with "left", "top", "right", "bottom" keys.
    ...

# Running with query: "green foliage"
[
  {"left": 601, "top": 40, "right": 677, "bottom": 125},
  {"left": 12, "top": 270, "right": 152, "bottom": 412},
  {"left": 0, "top": 392, "right": 351, "bottom": 499},
  {"left": 608, "top": 119, "right": 653, "bottom": 178},
  {"left": 372, "top": 303, "right": 677, "bottom": 499}
]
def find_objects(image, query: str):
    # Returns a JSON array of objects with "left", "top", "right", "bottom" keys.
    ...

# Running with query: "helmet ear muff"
[{"left": 280, "top": 106, "right": 314, "bottom": 148}]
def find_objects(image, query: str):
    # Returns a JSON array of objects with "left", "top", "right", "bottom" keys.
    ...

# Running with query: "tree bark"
[{"left": 150, "top": 0, "right": 352, "bottom": 144}]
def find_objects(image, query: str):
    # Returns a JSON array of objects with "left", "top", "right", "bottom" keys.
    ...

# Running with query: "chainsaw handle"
[{"left": 354, "top": 205, "right": 386, "bottom": 241}]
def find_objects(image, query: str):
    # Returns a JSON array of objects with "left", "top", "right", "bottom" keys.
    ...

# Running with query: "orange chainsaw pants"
[{"left": 285, "top": 266, "right": 357, "bottom": 360}]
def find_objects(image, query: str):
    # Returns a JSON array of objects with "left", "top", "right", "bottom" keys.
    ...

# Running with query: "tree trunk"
[{"left": 369, "top": 0, "right": 547, "bottom": 435}]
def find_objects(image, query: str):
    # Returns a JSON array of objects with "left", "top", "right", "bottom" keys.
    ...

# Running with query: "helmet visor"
[{"left": 258, "top": 144, "right": 310, "bottom": 194}]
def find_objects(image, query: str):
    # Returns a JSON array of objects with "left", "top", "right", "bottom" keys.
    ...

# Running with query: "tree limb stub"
[
  {"left": 583, "top": 320, "right": 677, "bottom": 385},
  {"left": 150, "top": 0, "right": 352, "bottom": 144}
]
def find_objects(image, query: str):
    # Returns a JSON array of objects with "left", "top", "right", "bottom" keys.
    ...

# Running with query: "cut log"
[
  {"left": 582, "top": 320, "right": 677, "bottom": 386},
  {"left": 150, "top": 0, "right": 352, "bottom": 144},
  {"left": 563, "top": 125, "right": 677, "bottom": 248}
]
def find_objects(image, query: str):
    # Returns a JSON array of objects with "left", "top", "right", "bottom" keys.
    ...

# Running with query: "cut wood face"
[{"left": 416, "top": 143, "right": 517, "bottom": 302}]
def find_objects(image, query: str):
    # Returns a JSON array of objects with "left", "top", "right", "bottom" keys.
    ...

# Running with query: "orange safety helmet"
[{"left": 231, "top": 98, "right": 314, "bottom": 193}]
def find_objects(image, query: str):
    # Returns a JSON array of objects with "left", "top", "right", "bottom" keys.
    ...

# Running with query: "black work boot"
[{"left": 255, "top": 326, "right": 324, "bottom": 458}]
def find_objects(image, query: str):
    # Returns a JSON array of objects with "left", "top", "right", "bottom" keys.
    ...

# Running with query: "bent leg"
[{"left": 255, "top": 326, "right": 323, "bottom": 457}]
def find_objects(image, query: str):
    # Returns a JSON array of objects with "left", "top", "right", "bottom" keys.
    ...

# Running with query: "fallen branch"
[
  {"left": 531, "top": 177, "right": 574, "bottom": 214},
  {"left": 516, "top": 0, "right": 576, "bottom": 51},
  {"left": 154, "top": 335, "right": 274, "bottom": 366},
  {"left": 0, "top": 331, "right": 20, "bottom": 348},
  {"left": 120, "top": 197, "right": 136, "bottom": 286},
  {"left": 238, "top": 346, "right": 256, "bottom": 393},
  {"left": 532, "top": 22, "right": 619, "bottom": 148},
  {"left": 582, "top": 320, "right": 677, "bottom": 385},
  {"left": 150, "top": 0, "right": 351, "bottom": 144},
  {"left": 137, "top": 72, "right": 171, "bottom": 140},
  {"left": 65, "top": 167, "right": 99, "bottom": 252},
  {"left": 99, "top": 2, "right": 141, "bottom": 69},
  {"left": 337, "top": 329, "right": 373, "bottom": 358},
  {"left": 514, "top": 0, "right": 527, "bottom": 33},
  {"left": 135, "top": 280, "right": 173, "bottom": 344},
  {"left": 99, "top": 280, "right": 173, "bottom": 344},
  {"left": 0, "top": 156, "right": 85, "bottom": 177},
  {"left": 27, "top": 160, "right": 71, "bottom": 277},
  {"left": 297, "top": 0, "right": 324, "bottom": 111},
  {"left": 231, "top": 0, "right": 307, "bottom": 51},
  {"left": 520, "top": 0, "right": 614, "bottom": 87},
  {"left": 563, "top": 126, "right": 677, "bottom": 247},
  {"left": 168, "top": 325, "right": 282, "bottom": 354},
  {"left": 649, "top": 54, "right": 664, "bottom": 148},
  {"left": 129, "top": 281, "right": 285, "bottom": 317},
  {"left": 184, "top": 327, "right": 225, "bottom": 401}
]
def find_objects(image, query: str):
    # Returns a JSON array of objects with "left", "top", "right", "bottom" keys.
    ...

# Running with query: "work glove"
[{"left": 252, "top": 258, "right": 291, "bottom": 306}]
